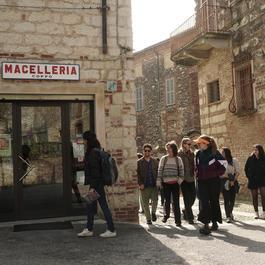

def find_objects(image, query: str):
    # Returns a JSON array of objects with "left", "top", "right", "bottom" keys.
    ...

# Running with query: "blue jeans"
[{"left": 86, "top": 185, "right": 115, "bottom": 232}]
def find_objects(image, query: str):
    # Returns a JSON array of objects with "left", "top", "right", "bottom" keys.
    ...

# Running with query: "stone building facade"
[
  {"left": 171, "top": 0, "right": 265, "bottom": 192},
  {"left": 134, "top": 39, "right": 200, "bottom": 151},
  {"left": 0, "top": 0, "right": 138, "bottom": 222}
]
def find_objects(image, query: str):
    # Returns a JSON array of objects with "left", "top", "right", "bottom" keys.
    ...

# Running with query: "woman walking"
[
  {"left": 78, "top": 131, "right": 116, "bottom": 238},
  {"left": 245, "top": 144, "right": 265, "bottom": 219},
  {"left": 179, "top": 137, "right": 196, "bottom": 224},
  {"left": 195, "top": 135, "right": 226, "bottom": 235},
  {"left": 157, "top": 141, "right": 184, "bottom": 227},
  {"left": 220, "top": 147, "right": 240, "bottom": 223}
]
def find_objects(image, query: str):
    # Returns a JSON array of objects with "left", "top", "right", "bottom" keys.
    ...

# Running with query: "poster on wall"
[
  {"left": 0, "top": 134, "right": 11, "bottom": 157},
  {"left": 72, "top": 136, "right": 85, "bottom": 162}
]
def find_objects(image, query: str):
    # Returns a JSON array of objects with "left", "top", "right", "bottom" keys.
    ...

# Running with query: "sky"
[{"left": 131, "top": 0, "right": 196, "bottom": 52}]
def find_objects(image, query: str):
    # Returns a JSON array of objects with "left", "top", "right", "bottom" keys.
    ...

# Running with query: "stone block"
[
  {"left": 0, "top": 10, "right": 21, "bottom": 21},
  {"left": 36, "top": 23, "right": 64, "bottom": 35},
  {"left": 112, "top": 93, "right": 123, "bottom": 105},
  {"left": 0, "top": 33, "right": 23, "bottom": 44},
  {"left": 62, "top": 14, "right": 82, "bottom": 25},
  {"left": 109, "top": 105, "right": 122, "bottom": 117},
  {"left": 25, "top": 34, "right": 53, "bottom": 45},
  {"left": 72, "top": 25, "right": 100, "bottom": 36},
  {"left": 0, "top": 22, "right": 11, "bottom": 32},
  {"left": 62, "top": 36, "right": 88, "bottom": 47},
  {"left": 13, "top": 22, "right": 35, "bottom": 33},
  {"left": 123, "top": 115, "right": 137, "bottom": 127},
  {"left": 81, "top": 69, "right": 100, "bottom": 80}
]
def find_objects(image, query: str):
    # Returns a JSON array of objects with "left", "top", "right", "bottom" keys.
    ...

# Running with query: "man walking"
[{"left": 137, "top": 144, "right": 159, "bottom": 225}]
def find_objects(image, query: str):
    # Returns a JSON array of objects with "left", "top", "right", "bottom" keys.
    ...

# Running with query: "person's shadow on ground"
[
  {"left": 147, "top": 222, "right": 215, "bottom": 241},
  {"left": 212, "top": 226, "right": 265, "bottom": 253},
  {"left": 233, "top": 219, "right": 265, "bottom": 233}
]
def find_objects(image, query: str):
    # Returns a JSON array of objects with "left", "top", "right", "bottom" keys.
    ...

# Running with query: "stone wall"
[
  {"left": 0, "top": 0, "right": 138, "bottom": 222},
  {"left": 197, "top": 0, "right": 265, "bottom": 192},
  {"left": 134, "top": 39, "right": 200, "bottom": 151}
]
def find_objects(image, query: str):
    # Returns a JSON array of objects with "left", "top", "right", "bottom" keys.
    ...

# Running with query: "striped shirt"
[{"left": 157, "top": 155, "right": 184, "bottom": 185}]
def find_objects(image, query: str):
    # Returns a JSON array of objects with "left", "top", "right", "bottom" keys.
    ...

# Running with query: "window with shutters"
[
  {"left": 135, "top": 87, "right": 143, "bottom": 111},
  {"left": 166, "top": 78, "right": 175, "bottom": 106},
  {"left": 233, "top": 54, "right": 255, "bottom": 114},
  {"left": 207, "top": 80, "right": 220, "bottom": 104}
]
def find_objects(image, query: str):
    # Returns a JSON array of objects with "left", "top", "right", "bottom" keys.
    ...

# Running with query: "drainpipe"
[
  {"left": 101, "top": 0, "right": 108, "bottom": 54},
  {"left": 154, "top": 50, "right": 162, "bottom": 141}
]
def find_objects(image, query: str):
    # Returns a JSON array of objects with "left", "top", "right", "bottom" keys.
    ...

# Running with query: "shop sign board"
[{"left": 1, "top": 62, "right": 80, "bottom": 81}]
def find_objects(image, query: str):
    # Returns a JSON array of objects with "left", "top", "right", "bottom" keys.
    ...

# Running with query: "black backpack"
[{"left": 95, "top": 148, "right": 118, "bottom": 186}]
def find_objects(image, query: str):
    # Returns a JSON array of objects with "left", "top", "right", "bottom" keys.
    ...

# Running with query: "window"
[
  {"left": 135, "top": 87, "right": 143, "bottom": 111},
  {"left": 234, "top": 62, "right": 254, "bottom": 113},
  {"left": 207, "top": 80, "right": 220, "bottom": 104},
  {"left": 166, "top": 78, "right": 175, "bottom": 106}
]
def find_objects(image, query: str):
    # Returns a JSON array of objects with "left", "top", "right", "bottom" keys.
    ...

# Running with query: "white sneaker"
[
  {"left": 77, "top": 228, "right": 93, "bottom": 237},
  {"left": 254, "top": 212, "right": 259, "bottom": 219},
  {"left": 260, "top": 211, "right": 265, "bottom": 220},
  {"left": 99, "top": 230, "right": 117, "bottom": 238}
]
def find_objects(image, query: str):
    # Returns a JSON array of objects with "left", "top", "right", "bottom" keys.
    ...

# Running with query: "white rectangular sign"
[{"left": 1, "top": 62, "right": 80, "bottom": 81}]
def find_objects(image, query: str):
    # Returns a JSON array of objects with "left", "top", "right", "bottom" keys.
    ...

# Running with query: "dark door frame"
[{"left": 1, "top": 99, "right": 95, "bottom": 221}]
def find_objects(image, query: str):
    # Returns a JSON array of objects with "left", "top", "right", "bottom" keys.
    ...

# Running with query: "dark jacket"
[
  {"left": 84, "top": 148, "right": 103, "bottom": 188},
  {"left": 196, "top": 149, "right": 226, "bottom": 181},
  {"left": 137, "top": 157, "right": 158, "bottom": 186},
  {"left": 178, "top": 149, "right": 195, "bottom": 182},
  {"left": 245, "top": 155, "right": 265, "bottom": 181}
]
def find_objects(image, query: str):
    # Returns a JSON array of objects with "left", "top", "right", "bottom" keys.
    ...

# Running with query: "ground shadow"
[
  {"left": 148, "top": 222, "right": 214, "bottom": 241},
  {"left": 0, "top": 223, "right": 190, "bottom": 265},
  {"left": 233, "top": 219, "right": 265, "bottom": 233},
  {"left": 213, "top": 227, "right": 265, "bottom": 253}
]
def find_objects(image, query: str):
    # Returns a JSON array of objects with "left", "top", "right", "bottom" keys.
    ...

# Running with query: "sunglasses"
[
  {"left": 185, "top": 143, "right": 192, "bottom": 146},
  {"left": 144, "top": 149, "right": 151, "bottom": 152}
]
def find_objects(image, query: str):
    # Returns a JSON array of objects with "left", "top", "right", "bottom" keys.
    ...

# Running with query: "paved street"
[{"left": 0, "top": 200, "right": 265, "bottom": 265}]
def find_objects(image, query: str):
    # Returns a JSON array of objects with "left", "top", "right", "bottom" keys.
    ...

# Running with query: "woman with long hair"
[
  {"left": 78, "top": 131, "right": 116, "bottom": 238},
  {"left": 220, "top": 147, "right": 240, "bottom": 223},
  {"left": 245, "top": 144, "right": 265, "bottom": 219},
  {"left": 179, "top": 137, "right": 196, "bottom": 224},
  {"left": 157, "top": 141, "right": 184, "bottom": 226},
  {"left": 194, "top": 135, "right": 226, "bottom": 235}
]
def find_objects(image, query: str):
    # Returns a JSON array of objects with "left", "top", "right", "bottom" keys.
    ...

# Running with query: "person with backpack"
[
  {"left": 194, "top": 135, "right": 226, "bottom": 235},
  {"left": 78, "top": 131, "right": 116, "bottom": 238},
  {"left": 137, "top": 144, "right": 159, "bottom": 225},
  {"left": 157, "top": 141, "right": 184, "bottom": 227},
  {"left": 220, "top": 147, "right": 240, "bottom": 223},
  {"left": 245, "top": 144, "right": 265, "bottom": 220},
  {"left": 178, "top": 137, "right": 196, "bottom": 224}
]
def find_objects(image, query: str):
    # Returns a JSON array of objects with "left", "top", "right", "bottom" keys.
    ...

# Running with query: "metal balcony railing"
[{"left": 171, "top": 4, "right": 232, "bottom": 56}]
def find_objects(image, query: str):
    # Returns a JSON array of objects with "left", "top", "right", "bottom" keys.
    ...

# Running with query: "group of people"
[
  {"left": 137, "top": 135, "right": 265, "bottom": 235},
  {"left": 73, "top": 129, "right": 265, "bottom": 238}
]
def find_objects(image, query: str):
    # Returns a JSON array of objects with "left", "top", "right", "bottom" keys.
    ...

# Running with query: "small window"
[
  {"left": 135, "top": 87, "right": 143, "bottom": 111},
  {"left": 166, "top": 78, "right": 175, "bottom": 106},
  {"left": 235, "top": 62, "right": 254, "bottom": 113},
  {"left": 207, "top": 80, "right": 220, "bottom": 104}
]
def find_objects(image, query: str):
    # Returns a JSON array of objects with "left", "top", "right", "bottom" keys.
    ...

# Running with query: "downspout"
[
  {"left": 101, "top": 0, "right": 108, "bottom": 54},
  {"left": 154, "top": 50, "right": 162, "bottom": 140}
]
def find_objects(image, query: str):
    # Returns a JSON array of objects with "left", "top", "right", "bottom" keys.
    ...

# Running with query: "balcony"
[{"left": 170, "top": 4, "right": 232, "bottom": 66}]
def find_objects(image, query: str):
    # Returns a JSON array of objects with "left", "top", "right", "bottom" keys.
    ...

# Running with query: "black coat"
[
  {"left": 84, "top": 148, "right": 103, "bottom": 188},
  {"left": 245, "top": 155, "right": 265, "bottom": 188},
  {"left": 245, "top": 155, "right": 265, "bottom": 179}
]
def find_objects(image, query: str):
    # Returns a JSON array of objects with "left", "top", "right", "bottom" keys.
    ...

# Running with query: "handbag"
[{"left": 84, "top": 190, "right": 100, "bottom": 204}]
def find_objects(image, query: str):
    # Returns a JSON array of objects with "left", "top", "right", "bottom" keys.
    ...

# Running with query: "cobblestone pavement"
[{"left": 0, "top": 199, "right": 265, "bottom": 265}]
